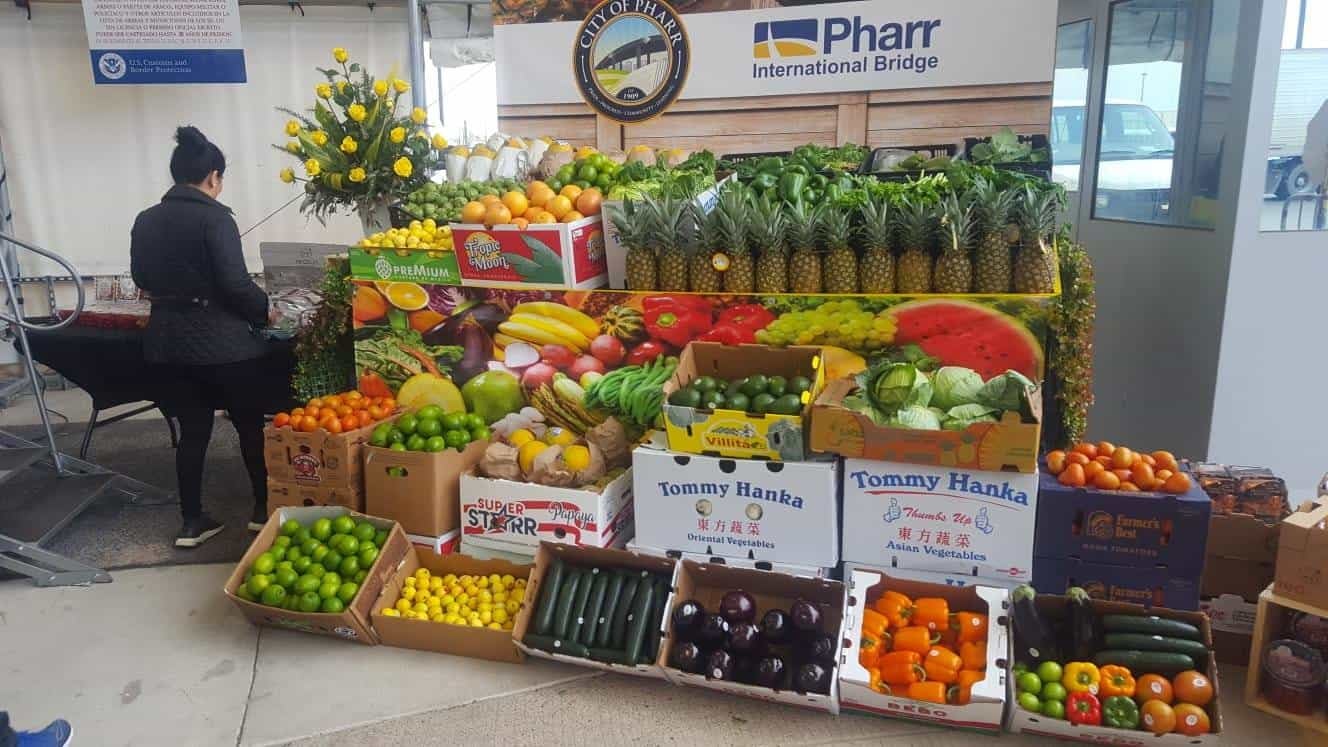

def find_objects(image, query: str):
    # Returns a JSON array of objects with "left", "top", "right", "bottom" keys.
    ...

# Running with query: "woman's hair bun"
[
  {"left": 175, "top": 125, "right": 209, "bottom": 151},
  {"left": 170, "top": 125, "right": 225, "bottom": 184}
]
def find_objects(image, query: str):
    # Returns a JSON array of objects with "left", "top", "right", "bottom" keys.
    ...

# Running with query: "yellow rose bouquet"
[{"left": 275, "top": 47, "right": 445, "bottom": 230}]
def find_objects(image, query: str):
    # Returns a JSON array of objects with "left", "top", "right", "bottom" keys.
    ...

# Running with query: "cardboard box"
[
  {"left": 364, "top": 440, "right": 488, "bottom": 536},
  {"left": 267, "top": 478, "right": 365, "bottom": 513},
  {"left": 839, "top": 565, "right": 1009, "bottom": 732},
  {"left": 660, "top": 559, "right": 844, "bottom": 714},
  {"left": 1032, "top": 555, "right": 1200, "bottom": 611},
  {"left": 369, "top": 548, "right": 532, "bottom": 664},
  {"left": 661, "top": 343, "right": 825, "bottom": 462},
  {"left": 841, "top": 459, "right": 1039, "bottom": 582},
  {"left": 223, "top": 506, "right": 411, "bottom": 645},
  {"left": 1200, "top": 593, "right": 1259, "bottom": 665},
  {"left": 461, "top": 535, "right": 540, "bottom": 563},
  {"left": 809, "top": 377, "right": 1041, "bottom": 473},
  {"left": 630, "top": 447, "right": 840, "bottom": 569},
  {"left": 263, "top": 421, "right": 374, "bottom": 488},
  {"left": 1242, "top": 586, "right": 1328, "bottom": 734},
  {"left": 870, "top": 563, "right": 1024, "bottom": 592},
  {"left": 1008, "top": 595, "right": 1223, "bottom": 744},
  {"left": 407, "top": 529, "right": 461, "bottom": 556},
  {"left": 512, "top": 541, "right": 676, "bottom": 678},
  {"left": 451, "top": 216, "right": 606, "bottom": 290},
  {"left": 1034, "top": 468, "right": 1211, "bottom": 574},
  {"left": 348, "top": 246, "right": 461, "bottom": 285},
  {"left": 1273, "top": 500, "right": 1328, "bottom": 610},
  {"left": 624, "top": 541, "right": 833, "bottom": 579},
  {"left": 1201, "top": 512, "right": 1279, "bottom": 602},
  {"left": 458, "top": 469, "right": 634, "bottom": 554}
]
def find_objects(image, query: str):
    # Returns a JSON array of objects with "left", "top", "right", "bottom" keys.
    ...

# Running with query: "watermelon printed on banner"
[{"left": 889, "top": 298, "right": 1044, "bottom": 379}]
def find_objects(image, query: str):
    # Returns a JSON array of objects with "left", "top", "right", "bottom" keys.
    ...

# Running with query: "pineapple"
[
  {"left": 717, "top": 189, "right": 754, "bottom": 293},
  {"left": 895, "top": 198, "right": 935, "bottom": 294},
  {"left": 609, "top": 201, "right": 656, "bottom": 291},
  {"left": 688, "top": 203, "right": 722, "bottom": 292},
  {"left": 857, "top": 197, "right": 896, "bottom": 294},
  {"left": 819, "top": 205, "right": 858, "bottom": 294},
  {"left": 750, "top": 194, "right": 789, "bottom": 293},
  {"left": 1013, "top": 186, "right": 1059, "bottom": 294},
  {"left": 969, "top": 177, "right": 1015, "bottom": 293},
  {"left": 649, "top": 196, "right": 689, "bottom": 291},
  {"left": 786, "top": 202, "right": 822, "bottom": 294},
  {"left": 934, "top": 193, "right": 975, "bottom": 293}
]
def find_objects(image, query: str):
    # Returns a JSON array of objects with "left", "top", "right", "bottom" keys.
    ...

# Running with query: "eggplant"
[
  {"left": 728, "top": 622, "right": 762, "bottom": 654},
  {"left": 805, "top": 634, "right": 837, "bottom": 666},
  {"left": 754, "top": 656, "right": 787, "bottom": 689},
  {"left": 697, "top": 614, "right": 730, "bottom": 646},
  {"left": 706, "top": 649, "right": 735, "bottom": 681},
  {"left": 1066, "top": 586, "right": 1102, "bottom": 661},
  {"left": 671, "top": 599, "right": 706, "bottom": 642},
  {"left": 450, "top": 319, "right": 493, "bottom": 386},
  {"left": 719, "top": 590, "right": 757, "bottom": 623},
  {"left": 789, "top": 600, "right": 822, "bottom": 636},
  {"left": 760, "top": 609, "right": 791, "bottom": 644},
  {"left": 422, "top": 301, "right": 506, "bottom": 345},
  {"left": 794, "top": 662, "right": 830, "bottom": 694},
  {"left": 1011, "top": 584, "right": 1062, "bottom": 666},
  {"left": 671, "top": 641, "right": 703, "bottom": 672}
]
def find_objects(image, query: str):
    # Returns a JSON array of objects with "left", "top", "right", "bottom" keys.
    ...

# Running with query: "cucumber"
[
  {"left": 646, "top": 574, "right": 670, "bottom": 663},
  {"left": 588, "top": 647, "right": 633, "bottom": 665},
  {"left": 524, "top": 634, "right": 590, "bottom": 659},
  {"left": 1092, "top": 650, "right": 1196, "bottom": 676},
  {"left": 596, "top": 573, "right": 626, "bottom": 648},
  {"left": 533, "top": 559, "right": 565, "bottom": 636},
  {"left": 623, "top": 579, "right": 655, "bottom": 665},
  {"left": 1102, "top": 615, "right": 1201, "bottom": 641},
  {"left": 1103, "top": 633, "right": 1210, "bottom": 660},
  {"left": 581, "top": 572, "right": 610, "bottom": 646},
  {"left": 567, "top": 567, "right": 599, "bottom": 643},
  {"left": 611, "top": 575, "right": 642, "bottom": 649},
  {"left": 553, "top": 568, "right": 584, "bottom": 639}
]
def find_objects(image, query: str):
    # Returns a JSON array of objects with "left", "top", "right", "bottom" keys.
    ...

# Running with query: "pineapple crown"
[
  {"left": 817, "top": 206, "right": 851, "bottom": 250},
  {"left": 606, "top": 201, "right": 642, "bottom": 250},
  {"left": 691, "top": 202, "right": 720, "bottom": 253},
  {"left": 784, "top": 201, "right": 820, "bottom": 249},
  {"left": 894, "top": 197, "right": 935, "bottom": 249},
  {"left": 715, "top": 186, "right": 750, "bottom": 255},
  {"left": 939, "top": 193, "right": 977, "bottom": 252},
  {"left": 646, "top": 195, "right": 691, "bottom": 251},
  {"left": 1017, "top": 185, "right": 1060, "bottom": 243},
  {"left": 857, "top": 197, "right": 892, "bottom": 250},
  {"left": 968, "top": 176, "right": 1016, "bottom": 233},
  {"left": 748, "top": 193, "right": 786, "bottom": 255}
]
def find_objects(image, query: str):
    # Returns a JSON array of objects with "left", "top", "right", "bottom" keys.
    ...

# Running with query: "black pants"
[
  {"left": 0, "top": 711, "right": 14, "bottom": 747},
  {"left": 165, "top": 359, "right": 268, "bottom": 520}
]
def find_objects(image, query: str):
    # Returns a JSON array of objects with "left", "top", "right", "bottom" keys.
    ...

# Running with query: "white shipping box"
[
  {"left": 625, "top": 541, "right": 834, "bottom": 579},
  {"left": 458, "top": 469, "right": 634, "bottom": 554},
  {"left": 631, "top": 448, "right": 840, "bottom": 570},
  {"left": 841, "top": 459, "right": 1039, "bottom": 582}
]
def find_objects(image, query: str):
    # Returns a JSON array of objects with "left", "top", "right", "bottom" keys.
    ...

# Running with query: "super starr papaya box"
[
  {"left": 661, "top": 342, "right": 824, "bottom": 462},
  {"left": 809, "top": 377, "right": 1042, "bottom": 473}
]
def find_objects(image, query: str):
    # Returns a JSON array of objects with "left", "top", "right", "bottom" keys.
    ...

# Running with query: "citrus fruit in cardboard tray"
[
  {"left": 238, "top": 514, "right": 390, "bottom": 611},
  {"left": 379, "top": 568, "right": 528, "bottom": 629}
]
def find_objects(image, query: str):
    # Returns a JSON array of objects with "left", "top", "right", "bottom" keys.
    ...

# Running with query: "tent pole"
[{"left": 407, "top": 0, "right": 427, "bottom": 111}]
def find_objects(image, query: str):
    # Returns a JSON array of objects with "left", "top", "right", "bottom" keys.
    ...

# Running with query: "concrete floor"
[{"left": 0, "top": 563, "right": 1312, "bottom": 747}]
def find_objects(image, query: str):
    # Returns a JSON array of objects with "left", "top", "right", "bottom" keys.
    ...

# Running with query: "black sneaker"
[
  {"left": 248, "top": 503, "right": 268, "bottom": 532},
  {"left": 176, "top": 514, "right": 224, "bottom": 548}
]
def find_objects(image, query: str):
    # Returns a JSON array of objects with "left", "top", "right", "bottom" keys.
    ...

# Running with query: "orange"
[
  {"left": 563, "top": 210, "right": 585, "bottom": 222},
  {"left": 528, "top": 185, "right": 555, "bottom": 208},
  {"left": 1136, "top": 674, "right": 1174, "bottom": 704},
  {"left": 1141, "top": 453, "right": 1157, "bottom": 467},
  {"left": 273, "top": 413, "right": 291, "bottom": 428},
  {"left": 1093, "top": 470, "right": 1121, "bottom": 490},
  {"left": 559, "top": 184, "right": 583, "bottom": 202},
  {"left": 532, "top": 211, "right": 557, "bottom": 224},
  {"left": 409, "top": 309, "right": 445, "bottom": 333},
  {"left": 1066, "top": 452, "right": 1090, "bottom": 466},
  {"left": 501, "top": 191, "right": 529, "bottom": 216},
  {"left": 1119, "top": 480, "right": 1140, "bottom": 491},
  {"left": 1112, "top": 468, "right": 1132, "bottom": 481},
  {"left": 546, "top": 195, "right": 573, "bottom": 220},
  {"left": 1155, "top": 468, "right": 1174, "bottom": 482},
  {"left": 1152, "top": 450, "right": 1179, "bottom": 471},
  {"left": 484, "top": 203, "right": 513, "bottom": 226},
  {"left": 298, "top": 416, "right": 319, "bottom": 432},
  {"left": 1141, "top": 701, "right": 1176, "bottom": 735},
  {"left": 524, "top": 205, "right": 545, "bottom": 218},
  {"left": 1096, "top": 441, "right": 1116, "bottom": 457},
  {"left": 480, "top": 194, "right": 502, "bottom": 206},
  {"left": 1172, "top": 704, "right": 1209, "bottom": 736},
  {"left": 525, "top": 180, "right": 549, "bottom": 199},
  {"left": 1044, "top": 450, "right": 1067, "bottom": 475},
  {"left": 290, "top": 407, "right": 305, "bottom": 418},
  {"left": 1110, "top": 447, "right": 1135, "bottom": 470},
  {"left": 575, "top": 187, "right": 603, "bottom": 216},
  {"left": 1072, "top": 442, "right": 1098, "bottom": 459},
  {"left": 1057, "top": 463, "right": 1086, "bottom": 487},
  {"left": 1172, "top": 671, "right": 1213, "bottom": 706},
  {"left": 1131, "top": 463, "right": 1155, "bottom": 490},
  {"left": 512, "top": 217, "right": 529, "bottom": 229},
  {"left": 1162, "top": 472, "right": 1192, "bottom": 494},
  {"left": 1084, "top": 461, "right": 1105, "bottom": 480},
  {"left": 460, "top": 201, "right": 487, "bottom": 223}
]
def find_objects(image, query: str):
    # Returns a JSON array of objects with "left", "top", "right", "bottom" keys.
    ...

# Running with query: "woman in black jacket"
[{"left": 130, "top": 127, "right": 270, "bottom": 547}]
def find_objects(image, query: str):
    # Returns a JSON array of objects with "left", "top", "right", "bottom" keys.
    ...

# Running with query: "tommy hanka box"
[
  {"left": 840, "top": 458, "right": 1039, "bottom": 582},
  {"left": 263, "top": 421, "right": 373, "bottom": 487},
  {"left": 630, "top": 447, "right": 840, "bottom": 569},
  {"left": 458, "top": 469, "right": 634, "bottom": 557},
  {"left": 364, "top": 440, "right": 487, "bottom": 537},
  {"left": 223, "top": 506, "right": 411, "bottom": 645},
  {"left": 1273, "top": 500, "right": 1328, "bottom": 610}
]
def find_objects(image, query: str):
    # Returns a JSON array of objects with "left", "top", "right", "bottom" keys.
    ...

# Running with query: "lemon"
[
  {"left": 403, "top": 577, "right": 416, "bottom": 588},
  {"left": 505, "top": 600, "right": 521, "bottom": 615},
  {"left": 381, "top": 608, "right": 400, "bottom": 617},
  {"left": 414, "top": 568, "right": 431, "bottom": 580},
  {"left": 478, "top": 601, "right": 493, "bottom": 612},
  {"left": 501, "top": 574, "right": 515, "bottom": 587},
  {"left": 396, "top": 599, "right": 412, "bottom": 612},
  {"left": 413, "top": 602, "right": 429, "bottom": 614},
  {"left": 502, "top": 620, "right": 515, "bottom": 631},
  {"left": 488, "top": 622, "right": 502, "bottom": 630},
  {"left": 465, "top": 583, "right": 479, "bottom": 596},
  {"left": 446, "top": 602, "right": 460, "bottom": 615},
  {"left": 400, "top": 587, "right": 416, "bottom": 602},
  {"left": 478, "top": 589, "right": 492, "bottom": 603},
  {"left": 459, "top": 575, "right": 473, "bottom": 585},
  {"left": 563, "top": 444, "right": 591, "bottom": 472},
  {"left": 441, "top": 594, "right": 455, "bottom": 606},
  {"left": 493, "top": 591, "right": 508, "bottom": 604},
  {"left": 477, "top": 577, "right": 489, "bottom": 589},
  {"left": 429, "top": 576, "right": 444, "bottom": 590},
  {"left": 449, "top": 584, "right": 463, "bottom": 597},
  {"left": 470, "top": 618, "right": 485, "bottom": 628},
  {"left": 442, "top": 574, "right": 457, "bottom": 585},
  {"left": 543, "top": 427, "right": 576, "bottom": 447},
  {"left": 511, "top": 587, "right": 525, "bottom": 603},
  {"left": 493, "top": 608, "right": 509, "bottom": 624},
  {"left": 430, "top": 613, "right": 446, "bottom": 623},
  {"left": 517, "top": 441, "right": 549, "bottom": 474}
]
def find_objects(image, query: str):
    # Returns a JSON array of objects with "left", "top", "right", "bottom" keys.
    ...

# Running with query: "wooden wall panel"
[
  {"left": 625, "top": 131, "right": 837, "bottom": 154},
  {"left": 497, "top": 114, "right": 596, "bottom": 144}
]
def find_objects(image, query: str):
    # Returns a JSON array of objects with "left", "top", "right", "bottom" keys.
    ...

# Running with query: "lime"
[
  {"left": 425, "top": 435, "right": 447, "bottom": 452},
  {"left": 274, "top": 567, "right": 299, "bottom": 589},
  {"left": 463, "top": 413, "right": 485, "bottom": 430},
  {"left": 575, "top": 180, "right": 591, "bottom": 190},
  {"left": 297, "top": 591, "right": 322, "bottom": 613},
  {"left": 741, "top": 375, "right": 769, "bottom": 397},
  {"left": 279, "top": 519, "right": 301, "bottom": 536},
  {"left": 323, "top": 572, "right": 341, "bottom": 587},
  {"left": 246, "top": 574, "right": 271, "bottom": 598},
  {"left": 318, "top": 583, "right": 340, "bottom": 600},
  {"left": 1016, "top": 672, "right": 1042, "bottom": 694},
  {"left": 269, "top": 547, "right": 288, "bottom": 563},
  {"left": 404, "top": 434, "right": 425, "bottom": 451},
  {"left": 668, "top": 388, "right": 702, "bottom": 408},
  {"left": 726, "top": 393, "right": 751, "bottom": 412},
  {"left": 701, "top": 391, "right": 727, "bottom": 411},
  {"left": 441, "top": 412, "right": 466, "bottom": 431},
  {"left": 358, "top": 546, "right": 379, "bottom": 567},
  {"left": 766, "top": 375, "right": 788, "bottom": 397},
  {"left": 789, "top": 375, "right": 812, "bottom": 394},
  {"left": 320, "top": 597, "right": 345, "bottom": 614},
  {"left": 311, "top": 545, "right": 330, "bottom": 563},
  {"left": 469, "top": 426, "right": 491, "bottom": 442},
  {"left": 1041, "top": 699, "right": 1065, "bottom": 719},
  {"left": 252, "top": 552, "right": 276, "bottom": 575},
  {"left": 390, "top": 442, "right": 407, "bottom": 452},
  {"left": 417, "top": 405, "right": 444, "bottom": 421},
  {"left": 337, "top": 582, "right": 359, "bottom": 603},
  {"left": 548, "top": 179, "right": 563, "bottom": 193},
  {"left": 595, "top": 173, "right": 613, "bottom": 190},
  {"left": 301, "top": 538, "right": 322, "bottom": 556},
  {"left": 577, "top": 164, "right": 598, "bottom": 181},
  {"left": 387, "top": 428, "right": 406, "bottom": 445},
  {"left": 751, "top": 393, "right": 776, "bottom": 413},
  {"left": 272, "top": 536, "right": 292, "bottom": 549},
  {"left": 235, "top": 585, "right": 255, "bottom": 602},
  {"left": 373, "top": 529, "right": 388, "bottom": 548},
  {"left": 415, "top": 417, "right": 442, "bottom": 438},
  {"left": 311, "top": 518, "right": 333, "bottom": 541},
  {"left": 294, "top": 574, "right": 321, "bottom": 595},
  {"left": 286, "top": 547, "right": 303, "bottom": 563},
  {"left": 353, "top": 523, "right": 376, "bottom": 543},
  {"left": 556, "top": 164, "right": 576, "bottom": 182},
  {"left": 396, "top": 413, "right": 419, "bottom": 435},
  {"left": 308, "top": 564, "right": 325, "bottom": 578},
  {"left": 339, "top": 556, "right": 360, "bottom": 577},
  {"left": 370, "top": 423, "right": 393, "bottom": 448},
  {"left": 322, "top": 550, "right": 344, "bottom": 572},
  {"left": 444, "top": 430, "right": 469, "bottom": 449},
  {"left": 292, "top": 527, "right": 312, "bottom": 545},
  {"left": 259, "top": 584, "right": 287, "bottom": 607},
  {"left": 292, "top": 556, "right": 312, "bottom": 574},
  {"left": 275, "top": 561, "right": 293, "bottom": 573},
  {"left": 332, "top": 515, "right": 356, "bottom": 535},
  {"left": 338, "top": 536, "right": 360, "bottom": 556},
  {"left": 354, "top": 569, "right": 368, "bottom": 584}
]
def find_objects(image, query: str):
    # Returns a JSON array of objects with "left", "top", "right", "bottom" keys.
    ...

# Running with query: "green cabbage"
[
  {"left": 931, "top": 366, "right": 984, "bottom": 409},
  {"left": 977, "top": 370, "right": 1036, "bottom": 412},
  {"left": 895, "top": 404, "right": 942, "bottom": 430},
  {"left": 942, "top": 403, "right": 1000, "bottom": 431},
  {"left": 867, "top": 363, "right": 932, "bottom": 413}
]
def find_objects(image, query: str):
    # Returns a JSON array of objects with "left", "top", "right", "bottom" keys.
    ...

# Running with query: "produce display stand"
[{"left": 1243, "top": 585, "right": 1328, "bottom": 734}]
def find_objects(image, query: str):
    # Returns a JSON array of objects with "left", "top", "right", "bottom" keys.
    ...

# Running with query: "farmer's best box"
[
  {"left": 810, "top": 377, "right": 1042, "bottom": 473},
  {"left": 267, "top": 478, "right": 364, "bottom": 513},
  {"left": 451, "top": 215, "right": 606, "bottom": 290},
  {"left": 661, "top": 342, "right": 824, "bottom": 462},
  {"left": 263, "top": 421, "right": 373, "bottom": 488},
  {"left": 364, "top": 439, "right": 487, "bottom": 537},
  {"left": 223, "top": 506, "right": 410, "bottom": 645},
  {"left": 1032, "top": 556, "right": 1201, "bottom": 611},
  {"left": 458, "top": 468, "right": 634, "bottom": 559}
]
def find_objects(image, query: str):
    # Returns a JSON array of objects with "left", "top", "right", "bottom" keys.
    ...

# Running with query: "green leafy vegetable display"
[
  {"left": 931, "top": 366, "right": 985, "bottom": 410},
  {"left": 841, "top": 361, "right": 1036, "bottom": 431},
  {"left": 355, "top": 327, "right": 463, "bottom": 392}
]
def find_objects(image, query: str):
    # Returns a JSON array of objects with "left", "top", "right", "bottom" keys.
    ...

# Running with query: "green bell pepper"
[
  {"left": 784, "top": 163, "right": 810, "bottom": 177},
  {"left": 809, "top": 173, "right": 829, "bottom": 190},
  {"left": 779, "top": 171, "right": 808, "bottom": 203},
  {"left": 756, "top": 156, "right": 784, "bottom": 175},
  {"left": 751, "top": 172, "right": 779, "bottom": 193},
  {"left": 1101, "top": 696, "right": 1139, "bottom": 730},
  {"left": 824, "top": 183, "right": 843, "bottom": 202},
  {"left": 803, "top": 187, "right": 822, "bottom": 205}
]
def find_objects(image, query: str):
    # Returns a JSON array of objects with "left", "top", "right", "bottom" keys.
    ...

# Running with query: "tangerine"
[
  {"left": 460, "top": 201, "right": 487, "bottom": 223},
  {"left": 559, "top": 184, "right": 583, "bottom": 202},
  {"left": 484, "top": 203, "right": 513, "bottom": 226},
  {"left": 563, "top": 210, "right": 585, "bottom": 222},
  {"left": 501, "top": 191, "right": 529, "bottom": 216},
  {"left": 546, "top": 195, "right": 573, "bottom": 220},
  {"left": 575, "top": 187, "right": 603, "bottom": 216}
]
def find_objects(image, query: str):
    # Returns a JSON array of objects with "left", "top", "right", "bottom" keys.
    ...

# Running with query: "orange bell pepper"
[
  {"left": 923, "top": 645, "right": 963, "bottom": 684},
  {"left": 861, "top": 608, "right": 889, "bottom": 637},
  {"left": 913, "top": 597, "right": 949, "bottom": 632},
  {"left": 960, "top": 640, "right": 987, "bottom": 671},
  {"left": 859, "top": 630, "right": 885, "bottom": 669},
  {"left": 878, "top": 650, "right": 925, "bottom": 686},
  {"left": 953, "top": 670, "right": 985, "bottom": 705},
  {"left": 868, "top": 666, "right": 885, "bottom": 694},
  {"left": 873, "top": 590, "right": 914, "bottom": 628},
  {"left": 1099, "top": 665, "right": 1136, "bottom": 698},
  {"left": 889, "top": 625, "right": 940, "bottom": 655},
  {"left": 952, "top": 611, "right": 988, "bottom": 643},
  {"left": 936, "top": 626, "right": 959, "bottom": 649},
  {"left": 907, "top": 680, "right": 949, "bottom": 704}
]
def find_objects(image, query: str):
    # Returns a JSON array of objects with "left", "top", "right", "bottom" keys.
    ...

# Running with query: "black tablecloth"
[{"left": 20, "top": 325, "right": 297, "bottom": 415}]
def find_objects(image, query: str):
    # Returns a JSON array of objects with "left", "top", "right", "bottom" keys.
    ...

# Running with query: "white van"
[{"left": 1052, "top": 99, "right": 1175, "bottom": 219}]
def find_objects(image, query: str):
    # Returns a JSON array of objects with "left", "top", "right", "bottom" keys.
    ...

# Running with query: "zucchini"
[
  {"left": 646, "top": 574, "right": 670, "bottom": 663},
  {"left": 1102, "top": 615, "right": 1201, "bottom": 641},
  {"left": 1092, "top": 650, "right": 1195, "bottom": 676},
  {"left": 623, "top": 578, "right": 655, "bottom": 665},
  {"left": 524, "top": 634, "right": 590, "bottom": 659},
  {"left": 553, "top": 568, "right": 584, "bottom": 639},
  {"left": 1103, "top": 633, "right": 1210, "bottom": 660},
  {"left": 581, "top": 572, "right": 610, "bottom": 646},
  {"left": 596, "top": 573, "right": 626, "bottom": 648},
  {"left": 588, "top": 647, "right": 633, "bottom": 665},
  {"left": 567, "top": 567, "right": 599, "bottom": 643},
  {"left": 533, "top": 559, "right": 565, "bottom": 636},
  {"left": 611, "top": 575, "right": 642, "bottom": 649}
]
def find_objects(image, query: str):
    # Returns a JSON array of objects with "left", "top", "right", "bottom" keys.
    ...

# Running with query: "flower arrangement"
[{"left": 276, "top": 47, "right": 448, "bottom": 229}]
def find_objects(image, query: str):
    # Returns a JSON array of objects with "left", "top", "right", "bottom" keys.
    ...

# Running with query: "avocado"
[
  {"left": 701, "top": 391, "right": 727, "bottom": 411},
  {"left": 693, "top": 375, "right": 720, "bottom": 393},
  {"left": 741, "top": 374, "right": 769, "bottom": 397},
  {"left": 770, "top": 393, "right": 802, "bottom": 415},
  {"left": 751, "top": 393, "right": 776, "bottom": 414},
  {"left": 669, "top": 388, "right": 702, "bottom": 408},
  {"left": 726, "top": 378, "right": 748, "bottom": 398},
  {"left": 725, "top": 393, "right": 750, "bottom": 412},
  {"left": 766, "top": 375, "right": 787, "bottom": 397},
  {"left": 788, "top": 375, "right": 812, "bottom": 394}
]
